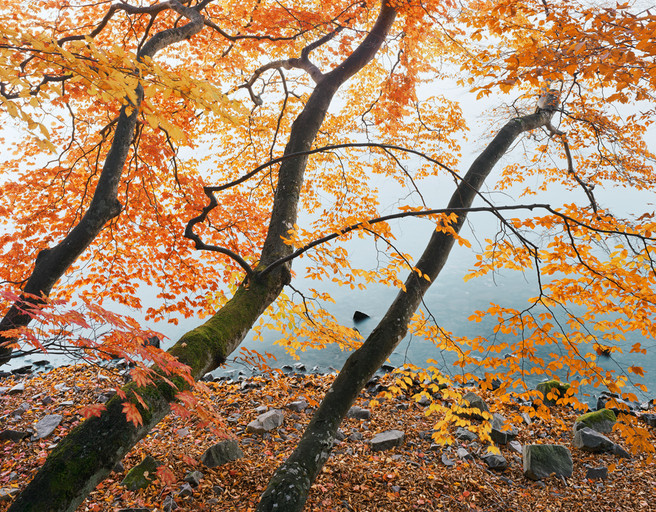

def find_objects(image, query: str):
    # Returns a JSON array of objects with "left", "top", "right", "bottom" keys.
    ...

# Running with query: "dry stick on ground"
[
  {"left": 7, "top": 3, "right": 398, "bottom": 511},
  {"left": 0, "top": 1, "right": 207, "bottom": 366},
  {"left": 256, "top": 108, "right": 557, "bottom": 512}
]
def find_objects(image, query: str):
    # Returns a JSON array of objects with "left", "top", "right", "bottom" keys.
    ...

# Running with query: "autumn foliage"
[{"left": 0, "top": 0, "right": 655, "bottom": 510}]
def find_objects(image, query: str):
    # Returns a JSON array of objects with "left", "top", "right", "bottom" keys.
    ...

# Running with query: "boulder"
[
  {"left": 536, "top": 380, "right": 570, "bottom": 406},
  {"left": 509, "top": 440, "right": 523, "bottom": 454},
  {"left": 640, "top": 413, "right": 656, "bottom": 427},
  {"left": 490, "top": 413, "right": 518, "bottom": 445},
  {"left": 456, "top": 447, "right": 473, "bottom": 461},
  {"left": 573, "top": 409, "right": 616, "bottom": 434},
  {"left": 353, "top": 310, "right": 370, "bottom": 322},
  {"left": 183, "top": 470, "right": 204, "bottom": 487},
  {"left": 121, "top": 456, "right": 162, "bottom": 490},
  {"left": 246, "top": 409, "right": 284, "bottom": 434},
  {"left": 0, "top": 429, "right": 30, "bottom": 442},
  {"left": 347, "top": 406, "right": 371, "bottom": 420},
  {"left": 454, "top": 427, "right": 477, "bottom": 442},
  {"left": 573, "top": 427, "right": 614, "bottom": 453},
  {"left": 33, "top": 414, "right": 63, "bottom": 440},
  {"left": 370, "top": 430, "right": 404, "bottom": 451},
  {"left": 523, "top": 444, "right": 573, "bottom": 480},
  {"left": 585, "top": 466, "right": 608, "bottom": 480},
  {"left": 201, "top": 440, "right": 243, "bottom": 468},
  {"left": 460, "top": 392, "right": 490, "bottom": 420},
  {"left": 482, "top": 453, "right": 508, "bottom": 471},
  {"left": 287, "top": 400, "right": 308, "bottom": 412}
]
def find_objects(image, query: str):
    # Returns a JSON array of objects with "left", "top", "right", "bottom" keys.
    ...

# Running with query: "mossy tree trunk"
[
  {"left": 0, "top": 2, "right": 205, "bottom": 366},
  {"left": 255, "top": 110, "right": 555, "bottom": 512},
  {"left": 8, "top": 3, "right": 397, "bottom": 511}
]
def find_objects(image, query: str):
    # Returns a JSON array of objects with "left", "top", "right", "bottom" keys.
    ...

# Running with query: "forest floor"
[{"left": 1, "top": 364, "right": 655, "bottom": 512}]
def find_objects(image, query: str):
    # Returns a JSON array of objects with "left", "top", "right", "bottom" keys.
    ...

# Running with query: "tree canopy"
[{"left": 0, "top": 0, "right": 655, "bottom": 510}]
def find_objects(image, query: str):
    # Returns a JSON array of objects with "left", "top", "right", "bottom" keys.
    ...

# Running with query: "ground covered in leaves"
[{"left": 1, "top": 364, "right": 655, "bottom": 511}]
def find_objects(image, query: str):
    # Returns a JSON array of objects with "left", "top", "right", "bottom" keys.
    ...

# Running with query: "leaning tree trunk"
[
  {"left": 256, "top": 109, "right": 555, "bottom": 512},
  {"left": 0, "top": 2, "right": 205, "bottom": 366},
  {"left": 8, "top": 3, "right": 397, "bottom": 511}
]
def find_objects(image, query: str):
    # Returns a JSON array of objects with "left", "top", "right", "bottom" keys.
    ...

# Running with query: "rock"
[
  {"left": 113, "top": 461, "right": 125, "bottom": 473},
  {"left": 353, "top": 310, "right": 370, "bottom": 322},
  {"left": 183, "top": 470, "right": 204, "bottom": 487},
  {"left": 573, "top": 427, "right": 615, "bottom": 453},
  {"left": 41, "top": 395, "right": 53, "bottom": 406},
  {"left": 177, "top": 483, "right": 193, "bottom": 497},
  {"left": 612, "top": 444, "right": 631, "bottom": 459},
  {"left": 246, "top": 409, "right": 284, "bottom": 434},
  {"left": 509, "top": 440, "right": 523, "bottom": 454},
  {"left": 523, "top": 444, "right": 573, "bottom": 480},
  {"left": 370, "top": 430, "right": 404, "bottom": 451},
  {"left": 454, "top": 427, "right": 477, "bottom": 442},
  {"left": 456, "top": 447, "right": 473, "bottom": 461},
  {"left": 490, "top": 413, "right": 518, "bottom": 445},
  {"left": 482, "top": 453, "right": 508, "bottom": 471},
  {"left": 121, "top": 456, "right": 162, "bottom": 490},
  {"left": 176, "top": 427, "right": 190, "bottom": 437},
  {"left": 0, "top": 430, "right": 30, "bottom": 442},
  {"left": 287, "top": 400, "right": 308, "bottom": 412},
  {"left": 521, "top": 412, "right": 532, "bottom": 425},
  {"left": 416, "top": 395, "right": 431, "bottom": 406},
  {"left": 293, "top": 363, "right": 306, "bottom": 372},
  {"left": 117, "top": 509, "right": 151, "bottom": 512},
  {"left": 536, "top": 380, "right": 570, "bottom": 406},
  {"left": 201, "top": 439, "right": 243, "bottom": 468},
  {"left": 0, "top": 488, "right": 20, "bottom": 502},
  {"left": 33, "top": 414, "right": 63, "bottom": 439},
  {"left": 640, "top": 413, "right": 656, "bottom": 427},
  {"left": 347, "top": 406, "right": 371, "bottom": 420},
  {"left": 254, "top": 405, "right": 268, "bottom": 414},
  {"left": 349, "top": 432, "right": 363, "bottom": 441},
  {"left": 162, "top": 495, "right": 178, "bottom": 512},
  {"left": 585, "top": 466, "right": 608, "bottom": 480},
  {"left": 460, "top": 392, "right": 490, "bottom": 420},
  {"left": 441, "top": 453, "right": 456, "bottom": 467},
  {"left": 145, "top": 336, "right": 160, "bottom": 349},
  {"left": 8, "top": 383, "right": 25, "bottom": 395},
  {"left": 596, "top": 392, "right": 639, "bottom": 415},
  {"left": 573, "top": 409, "right": 616, "bottom": 434},
  {"left": 11, "top": 365, "right": 32, "bottom": 375}
]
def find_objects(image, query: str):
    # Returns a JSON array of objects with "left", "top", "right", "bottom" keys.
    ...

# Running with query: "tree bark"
[
  {"left": 255, "top": 110, "right": 554, "bottom": 512},
  {"left": 8, "top": 3, "right": 397, "bottom": 511},
  {"left": 0, "top": 1, "right": 205, "bottom": 366}
]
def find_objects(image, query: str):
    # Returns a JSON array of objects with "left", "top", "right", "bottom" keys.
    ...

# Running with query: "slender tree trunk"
[
  {"left": 0, "top": 1, "right": 205, "bottom": 366},
  {"left": 255, "top": 110, "right": 554, "bottom": 512},
  {"left": 9, "top": 4, "right": 397, "bottom": 511}
]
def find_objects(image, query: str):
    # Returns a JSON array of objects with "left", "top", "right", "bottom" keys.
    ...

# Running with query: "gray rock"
[
  {"left": 509, "top": 440, "right": 523, "bottom": 454},
  {"left": 612, "top": 444, "right": 631, "bottom": 459},
  {"left": 201, "top": 439, "right": 243, "bottom": 468},
  {"left": 162, "top": 495, "right": 178, "bottom": 512},
  {"left": 34, "top": 414, "right": 63, "bottom": 439},
  {"left": 183, "top": 470, "right": 204, "bottom": 487},
  {"left": 490, "top": 413, "right": 518, "bottom": 445},
  {"left": 349, "top": 432, "right": 363, "bottom": 441},
  {"left": 455, "top": 427, "right": 477, "bottom": 442},
  {"left": 416, "top": 395, "right": 431, "bottom": 406},
  {"left": 8, "top": 383, "right": 25, "bottom": 395},
  {"left": 585, "top": 466, "right": 608, "bottom": 480},
  {"left": 573, "top": 427, "right": 614, "bottom": 453},
  {"left": 573, "top": 409, "right": 616, "bottom": 434},
  {"left": 246, "top": 409, "right": 284, "bottom": 434},
  {"left": 482, "top": 453, "right": 508, "bottom": 471},
  {"left": 460, "top": 392, "right": 490, "bottom": 420},
  {"left": 41, "top": 395, "right": 53, "bottom": 406},
  {"left": 113, "top": 461, "right": 125, "bottom": 473},
  {"left": 457, "top": 447, "right": 473, "bottom": 461},
  {"left": 117, "top": 509, "right": 152, "bottom": 512},
  {"left": 441, "top": 453, "right": 456, "bottom": 467},
  {"left": 121, "top": 456, "right": 162, "bottom": 490},
  {"left": 640, "top": 413, "right": 656, "bottom": 427},
  {"left": 287, "top": 400, "right": 308, "bottom": 412},
  {"left": 177, "top": 483, "right": 193, "bottom": 497},
  {"left": 347, "top": 406, "right": 371, "bottom": 420},
  {"left": 254, "top": 405, "right": 268, "bottom": 414},
  {"left": 370, "top": 430, "right": 404, "bottom": 451},
  {"left": 0, "top": 429, "right": 30, "bottom": 442},
  {"left": 523, "top": 444, "right": 573, "bottom": 480}
]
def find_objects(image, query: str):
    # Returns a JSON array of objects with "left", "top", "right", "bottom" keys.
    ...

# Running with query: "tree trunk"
[
  {"left": 0, "top": 1, "right": 205, "bottom": 366},
  {"left": 255, "top": 110, "right": 554, "bottom": 512},
  {"left": 9, "top": 4, "right": 397, "bottom": 511}
]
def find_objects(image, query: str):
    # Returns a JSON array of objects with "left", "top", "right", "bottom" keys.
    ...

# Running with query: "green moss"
[
  {"left": 536, "top": 379, "right": 570, "bottom": 405},
  {"left": 576, "top": 409, "right": 616, "bottom": 424}
]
